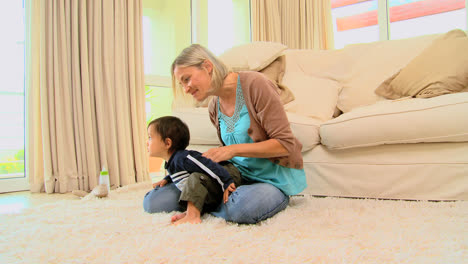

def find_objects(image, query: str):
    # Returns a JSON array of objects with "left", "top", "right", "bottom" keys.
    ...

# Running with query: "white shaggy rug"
[{"left": 1, "top": 182, "right": 467, "bottom": 264}]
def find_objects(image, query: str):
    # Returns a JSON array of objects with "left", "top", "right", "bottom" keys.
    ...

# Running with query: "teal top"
[{"left": 217, "top": 76, "right": 307, "bottom": 195}]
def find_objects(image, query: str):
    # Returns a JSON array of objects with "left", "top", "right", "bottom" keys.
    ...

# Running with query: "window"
[
  {"left": 142, "top": 0, "right": 251, "bottom": 177},
  {"left": 332, "top": 0, "right": 467, "bottom": 49},
  {"left": 142, "top": 0, "right": 191, "bottom": 122},
  {"left": 142, "top": 0, "right": 191, "bottom": 80},
  {"left": 142, "top": 0, "right": 251, "bottom": 123},
  {"left": 389, "top": 0, "right": 467, "bottom": 40},
  {"left": 207, "top": 0, "right": 251, "bottom": 55},
  {"left": 332, "top": 0, "right": 380, "bottom": 48},
  {"left": 208, "top": 0, "right": 236, "bottom": 55},
  {"left": 0, "top": 1, "right": 27, "bottom": 192}
]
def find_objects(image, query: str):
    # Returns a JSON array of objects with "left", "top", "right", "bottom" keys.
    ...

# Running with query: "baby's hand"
[
  {"left": 152, "top": 179, "right": 168, "bottom": 189},
  {"left": 223, "top": 183, "right": 236, "bottom": 203}
]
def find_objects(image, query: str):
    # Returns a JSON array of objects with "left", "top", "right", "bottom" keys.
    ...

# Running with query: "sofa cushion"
[
  {"left": 219, "top": 41, "right": 287, "bottom": 71},
  {"left": 282, "top": 72, "right": 341, "bottom": 122},
  {"left": 259, "top": 56, "right": 295, "bottom": 105},
  {"left": 283, "top": 49, "right": 357, "bottom": 80},
  {"left": 173, "top": 107, "right": 321, "bottom": 152},
  {"left": 259, "top": 55, "right": 286, "bottom": 84},
  {"left": 320, "top": 92, "right": 468, "bottom": 149},
  {"left": 337, "top": 33, "right": 441, "bottom": 113},
  {"left": 218, "top": 43, "right": 294, "bottom": 106},
  {"left": 375, "top": 29, "right": 468, "bottom": 99}
]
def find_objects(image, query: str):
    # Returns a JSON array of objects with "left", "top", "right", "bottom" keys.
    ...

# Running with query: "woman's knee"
[
  {"left": 221, "top": 183, "right": 289, "bottom": 224},
  {"left": 142, "top": 183, "right": 183, "bottom": 213}
]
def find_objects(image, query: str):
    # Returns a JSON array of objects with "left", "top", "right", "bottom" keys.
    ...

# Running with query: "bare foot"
[
  {"left": 171, "top": 212, "right": 186, "bottom": 223},
  {"left": 172, "top": 214, "right": 202, "bottom": 226},
  {"left": 172, "top": 201, "right": 201, "bottom": 225}
]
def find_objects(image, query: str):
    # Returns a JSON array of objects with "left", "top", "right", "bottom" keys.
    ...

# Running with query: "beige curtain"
[
  {"left": 25, "top": 0, "right": 149, "bottom": 193},
  {"left": 251, "top": 0, "right": 334, "bottom": 50}
]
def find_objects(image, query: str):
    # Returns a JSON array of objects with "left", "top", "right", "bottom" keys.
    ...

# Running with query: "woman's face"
[{"left": 173, "top": 63, "right": 212, "bottom": 102}]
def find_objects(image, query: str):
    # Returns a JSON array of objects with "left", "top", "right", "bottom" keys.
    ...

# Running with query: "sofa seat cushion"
[
  {"left": 173, "top": 108, "right": 321, "bottom": 152},
  {"left": 320, "top": 93, "right": 468, "bottom": 150}
]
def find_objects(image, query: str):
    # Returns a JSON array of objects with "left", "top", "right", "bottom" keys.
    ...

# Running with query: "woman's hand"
[
  {"left": 202, "top": 146, "right": 235, "bottom": 163},
  {"left": 152, "top": 179, "right": 168, "bottom": 189},
  {"left": 223, "top": 183, "right": 236, "bottom": 203},
  {"left": 204, "top": 140, "right": 288, "bottom": 162}
]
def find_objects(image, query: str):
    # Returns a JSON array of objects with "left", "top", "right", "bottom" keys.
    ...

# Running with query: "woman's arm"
[
  {"left": 202, "top": 139, "right": 288, "bottom": 163},
  {"left": 206, "top": 72, "right": 301, "bottom": 165},
  {"left": 245, "top": 72, "right": 297, "bottom": 154}
]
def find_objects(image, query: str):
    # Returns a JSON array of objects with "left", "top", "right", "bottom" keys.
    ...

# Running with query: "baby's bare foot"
[
  {"left": 171, "top": 212, "right": 186, "bottom": 223},
  {"left": 172, "top": 215, "right": 202, "bottom": 226}
]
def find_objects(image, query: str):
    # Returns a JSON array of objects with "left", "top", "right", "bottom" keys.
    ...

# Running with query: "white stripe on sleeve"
[
  {"left": 186, "top": 155, "right": 226, "bottom": 191},
  {"left": 171, "top": 171, "right": 190, "bottom": 182}
]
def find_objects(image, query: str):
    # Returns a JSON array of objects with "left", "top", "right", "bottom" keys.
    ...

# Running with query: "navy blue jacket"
[{"left": 163, "top": 150, "right": 233, "bottom": 191}]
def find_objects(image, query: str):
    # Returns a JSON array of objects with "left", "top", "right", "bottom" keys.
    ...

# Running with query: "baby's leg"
[{"left": 174, "top": 172, "right": 223, "bottom": 224}]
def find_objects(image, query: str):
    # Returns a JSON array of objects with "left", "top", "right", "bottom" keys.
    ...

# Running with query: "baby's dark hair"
[{"left": 148, "top": 116, "right": 190, "bottom": 153}]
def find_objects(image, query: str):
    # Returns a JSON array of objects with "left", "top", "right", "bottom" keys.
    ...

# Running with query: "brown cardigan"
[{"left": 208, "top": 71, "right": 303, "bottom": 169}]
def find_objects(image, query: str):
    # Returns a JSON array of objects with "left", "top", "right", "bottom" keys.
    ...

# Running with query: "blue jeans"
[{"left": 143, "top": 182, "right": 289, "bottom": 224}]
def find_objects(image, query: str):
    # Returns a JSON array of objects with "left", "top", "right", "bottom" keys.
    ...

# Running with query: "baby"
[{"left": 147, "top": 116, "right": 240, "bottom": 225}]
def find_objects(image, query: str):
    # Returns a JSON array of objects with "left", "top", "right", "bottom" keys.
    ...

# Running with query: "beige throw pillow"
[
  {"left": 219, "top": 42, "right": 294, "bottom": 105},
  {"left": 219, "top": 41, "right": 287, "bottom": 71},
  {"left": 375, "top": 29, "right": 468, "bottom": 99},
  {"left": 259, "top": 56, "right": 295, "bottom": 105},
  {"left": 259, "top": 55, "right": 286, "bottom": 84}
]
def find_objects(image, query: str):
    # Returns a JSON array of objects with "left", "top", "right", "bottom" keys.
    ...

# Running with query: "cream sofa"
[{"left": 173, "top": 29, "right": 468, "bottom": 201}]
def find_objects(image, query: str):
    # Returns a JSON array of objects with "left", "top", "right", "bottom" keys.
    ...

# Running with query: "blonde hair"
[{"left": 171, "top": 44, "right": 231, "bottom": 101}]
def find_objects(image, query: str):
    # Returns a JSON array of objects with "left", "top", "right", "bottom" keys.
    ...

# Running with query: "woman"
[{"left": 143, "top": 44, "right": 307, "bottom": 224}]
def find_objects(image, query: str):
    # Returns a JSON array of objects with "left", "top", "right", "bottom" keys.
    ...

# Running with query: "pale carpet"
[{"left": 0, "top": 182, "right": 467, "bottom": 264}]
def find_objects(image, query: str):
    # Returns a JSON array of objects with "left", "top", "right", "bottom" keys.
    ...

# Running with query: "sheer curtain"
[
  {"left": 25, "top": 0, "right": 149, "bottom": 193},
  {"left": 251, "top": 0, "right": 334, "bottom": 50}
]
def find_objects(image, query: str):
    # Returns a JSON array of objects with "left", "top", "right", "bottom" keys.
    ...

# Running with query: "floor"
[
  {"left": 0, "top": 172, "right": 163, "bottom": 215},
  {"left": 0, "top": 190, "right": 78, "bottom": 215}
]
